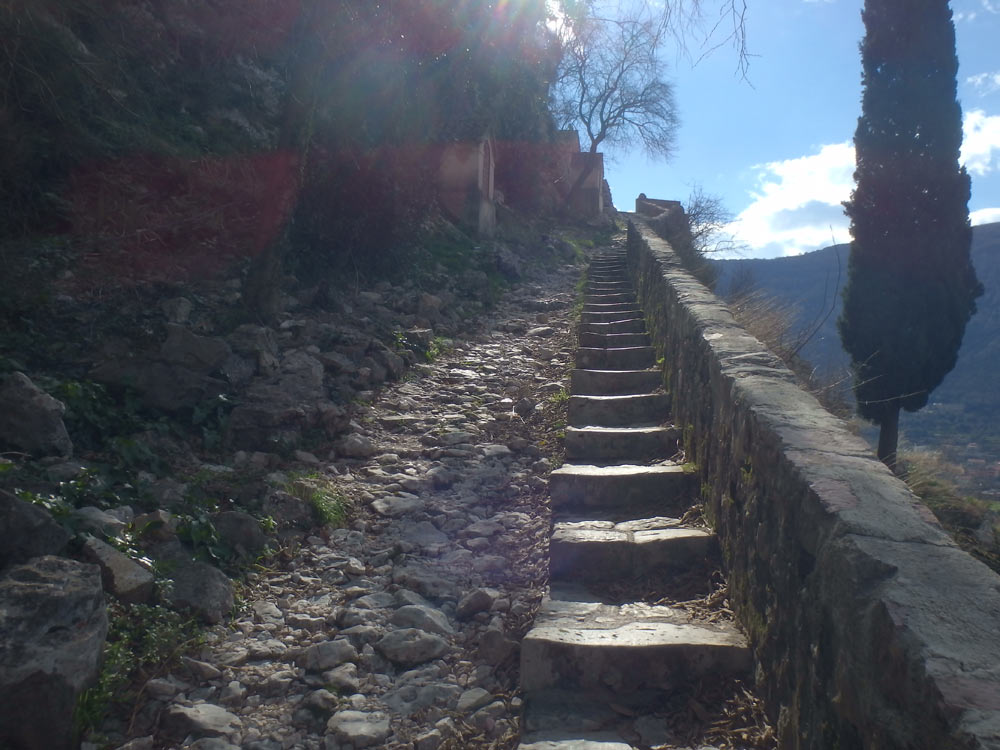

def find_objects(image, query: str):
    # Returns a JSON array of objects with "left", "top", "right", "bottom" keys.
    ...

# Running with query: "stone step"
[
  {"left": 520, "top": 598, "right": 751, "bottom": 695},
  {"left": 584, "top": 290, "right": 633, "bottom": 301},
  {"left": 567, "top": 393, "right": 668, "bottom": 427},
  {"left": 570, "top": 369, "right": 662, "bottom": 396},
  {"left": 519, "top": 690, "right": 638, "bottom": 750},
  {"left": 521, "top": 689, "right": 634, "bottom": 738},
  {"left": 579, "top": 319, "right": 646, "bottom": 335},
  {"left": 585, "top": 286, "right": 632, "bottom": 295},
  {"left": 579, "top": 311, "right": 641, "bottom": 325},
  {"left": 564, "top": 426, "right": 678, "bottom": 463},
  {"left": 550, "top": 518, "right": 715, "bottom": 581},
  {"left": 587, "top": 275, "right": 627, "bottom": 283},
  {"left": 586, "top": 280, "right": 631, "bottom": 290},
  {"left": 519, "top": 688, "right": 731, "bottom": 750},
  {"left": 577, "top": 332, "right": 650, "bottom": 349},
  {"left": 580, "top": 304, "right": 640, "bottom": 316},
  {"left": 576, "top": 347, "right": 655, "bottom": 370},
  {"left": 550, "top": 463, "right": 694, "bottom": 513},
  {"left": 519, "top": 735, "right": 631, "bottom": 749},
  {"left": 584, "top": 292, "right": 635, "bottom": 305}
]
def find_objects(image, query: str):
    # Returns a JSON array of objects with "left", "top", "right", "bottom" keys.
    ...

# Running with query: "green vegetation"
[
  {"left": 74, "top": 603, "right": 203, "bottom": 742},
  {"left": 285, "top": 472, "right": 352, "bottom": 528},
  {"left": 839, "top": 0, "right": 982, "bottom": 472},
  {"left": 548, "top": 387, "right": 570, "bottom": 406}
]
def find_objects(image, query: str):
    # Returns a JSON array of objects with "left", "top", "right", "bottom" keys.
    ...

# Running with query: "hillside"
[{"left": 715, "top": 222, "right": 1000, "bottom": 493}]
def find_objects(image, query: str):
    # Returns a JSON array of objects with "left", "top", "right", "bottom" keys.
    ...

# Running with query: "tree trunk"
[{"left": 877, "top": 402, "right": 901, "bottom": 474}]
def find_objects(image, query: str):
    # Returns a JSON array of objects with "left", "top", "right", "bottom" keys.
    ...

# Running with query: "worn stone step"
[
  {"left": 519, "top": 690, "right": 637, "bottom": 750},
  {"left": 550, "top": 518, "right": 715, "bottom": 581},
  {"left": 579, "top": 319, "right": 646, "bottom": 335},
  {"left": 519, "top": 735, "right": 631, "bottom": 750},
  {"left": 584, "top": 292, "right": 635, "bottom": 305},
  {"left": 587, "top": 274, "right": 627, "bottom": 282},
  {"left": 564, "top": 426, "right": 678, "bottom": 463},
  {"left": 520, "top": 688, "right": 727, "bottom": 750},
  {"left": 520, "top": 598, "right": 751, "bottom": 695},
  {"left": 580, "top": 305, "right": 640, "bottom": 317},
  {"left": 520, "top": 693, "right": 636, "bottom": 749},
  {"left": 586, "top": 280, "right": 631, "bottom": 289},
  {"left": 577, "top": 332, "right": 651, "bottom": 349},
  {"left": 586, "top": 287, "right": 627, "bottom": 295},
  {"left": 550, "top": 463, "right": 694, "bottom": 513},
  {"left": 587, "top": 273, "right": 627, "bottom": 281},
  {"left": 567, "top": 393, "right": 668, "bottom": 427},
  {"left": 576, "top": 347, "right": 655, "bottom": 370},
  {"left": 519, "top": 688, "right": 730, "bottom": 749},
  {"left": 570, "top": 369, "right": 662, "bottom": 396}
]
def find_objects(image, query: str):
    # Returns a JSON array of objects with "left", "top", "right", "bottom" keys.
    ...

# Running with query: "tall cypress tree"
[{"left": 839, "top": 0, "right": 982, "bottom": 472}]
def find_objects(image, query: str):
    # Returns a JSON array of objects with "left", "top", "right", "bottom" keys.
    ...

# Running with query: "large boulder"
[
  {"left": 0, "top": 372, "right": 73, "bottom": 457},
  {"left": 212, "top": 511, "right": 269, "bottom": 557},
  {"left": 79, "top": 534, "right": 155, "bottom": 604},
  {"left": 159, "top": 325, "right": 231, "bottom": 373},
  {"left": 89, "top": 327, "right": 231, "bottom": 412},
  {"left": 160, "top": 703, "right": 242, "bottom": 741},
  {"left": 225, "top": 363, "right": 343, "bottom": 450},
  {"left": 0, "top": 556, "right": 108, "bottom": 750},
  {"left": 0, "top": 490, "right": 71, "bottom": 570},
  {"left": 90, "top": 359, "right": 227, "bottom": 412},
  {"left": 162, "top": 559, "right": 234, "bottom": 624}
]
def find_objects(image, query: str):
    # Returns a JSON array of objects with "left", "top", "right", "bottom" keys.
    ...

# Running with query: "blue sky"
[{"left": 603, "top": 0, "right": 1000, "bottom": 258}]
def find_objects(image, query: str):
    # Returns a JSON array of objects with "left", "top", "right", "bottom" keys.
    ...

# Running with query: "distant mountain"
[{"left": 715, "top": 222, "right": 1000, "bottom": 482}]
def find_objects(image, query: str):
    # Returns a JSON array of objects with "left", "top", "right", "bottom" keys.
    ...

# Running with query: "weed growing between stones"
[
  {"left": 74, "top": 602, "right": 204, "bottom": 744},
  {"left": 547, "top": 387, "right": 570, "bottom": 406},
  {"left": 284, "top": 472, "right": 353, "bottom": 528}
]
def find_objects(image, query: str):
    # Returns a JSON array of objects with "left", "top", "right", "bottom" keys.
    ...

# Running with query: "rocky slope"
[{"left": 0, "top": 223, "right": 590, "bottom": 750}]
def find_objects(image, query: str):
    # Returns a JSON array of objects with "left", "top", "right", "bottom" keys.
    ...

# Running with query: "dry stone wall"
[{"left": 626, "top": 217, "right": 1000, "bottom": 750}]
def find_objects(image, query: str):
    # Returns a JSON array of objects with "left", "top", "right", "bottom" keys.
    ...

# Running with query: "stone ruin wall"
[{"left": 626, "top": 214, "right": 1000, "bottom": 750}]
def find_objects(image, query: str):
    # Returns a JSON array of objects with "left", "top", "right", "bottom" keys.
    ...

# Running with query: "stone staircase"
[{"left": 518, "top": 248, "right": 751, "bottom": 749}]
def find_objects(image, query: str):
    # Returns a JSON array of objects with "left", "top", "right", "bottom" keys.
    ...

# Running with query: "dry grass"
[
  {"left": 725, "top": 286, "right": 853, "bottom": 419},
  {"left": 900, "top": 449, "right": 1000, "bottom": 573}
]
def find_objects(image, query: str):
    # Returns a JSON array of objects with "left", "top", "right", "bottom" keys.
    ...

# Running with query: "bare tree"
[
  {"left": 552, "top": 1, "right": 749, "bottom": 210},
  {"left": 552, "top": 6, "right": 677, "bottom": 209},
  {"left": 684, "top": 187, "right": 744, "bottom": 257}
]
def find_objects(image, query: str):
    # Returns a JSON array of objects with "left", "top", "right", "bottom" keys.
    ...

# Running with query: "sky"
[{"left": 603, "top": 0, "right": 1000, "bottom": 258}]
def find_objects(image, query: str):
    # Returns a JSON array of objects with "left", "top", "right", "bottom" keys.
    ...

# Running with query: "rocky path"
[
  {"left": 116, "top": 250, "right": 584, "bottom": 750},
  {"left": 100, "top": 234, "right": 774, "bottom": 750}
]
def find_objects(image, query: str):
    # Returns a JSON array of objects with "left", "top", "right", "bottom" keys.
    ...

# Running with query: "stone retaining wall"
[{"left": 626, "top": 216, "right": 1000, "bottom": 750}]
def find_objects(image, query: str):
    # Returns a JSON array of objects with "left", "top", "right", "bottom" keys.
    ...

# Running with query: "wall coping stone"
[{"left": 626, "top": 216, "right": 1000, "bottom": 750}]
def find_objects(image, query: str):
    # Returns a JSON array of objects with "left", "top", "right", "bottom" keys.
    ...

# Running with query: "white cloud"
[
  {"left": 724, "top": 143, "right": 854, "bottom": 258},
  {"left": 954, "top": 10, "right": 978, "bottom": 21},
  {"left": 967, "top": 71, "right": 1000, "bottom": 96},
  {"left": 971, "top": 206, "right": 1000, "bottom": 224},
  {"left": 726, "top": 111, "right": 1000, "bottom": 258},
  {"left": 962, "top": 109, "right": 1000, "bottom": 175}
]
